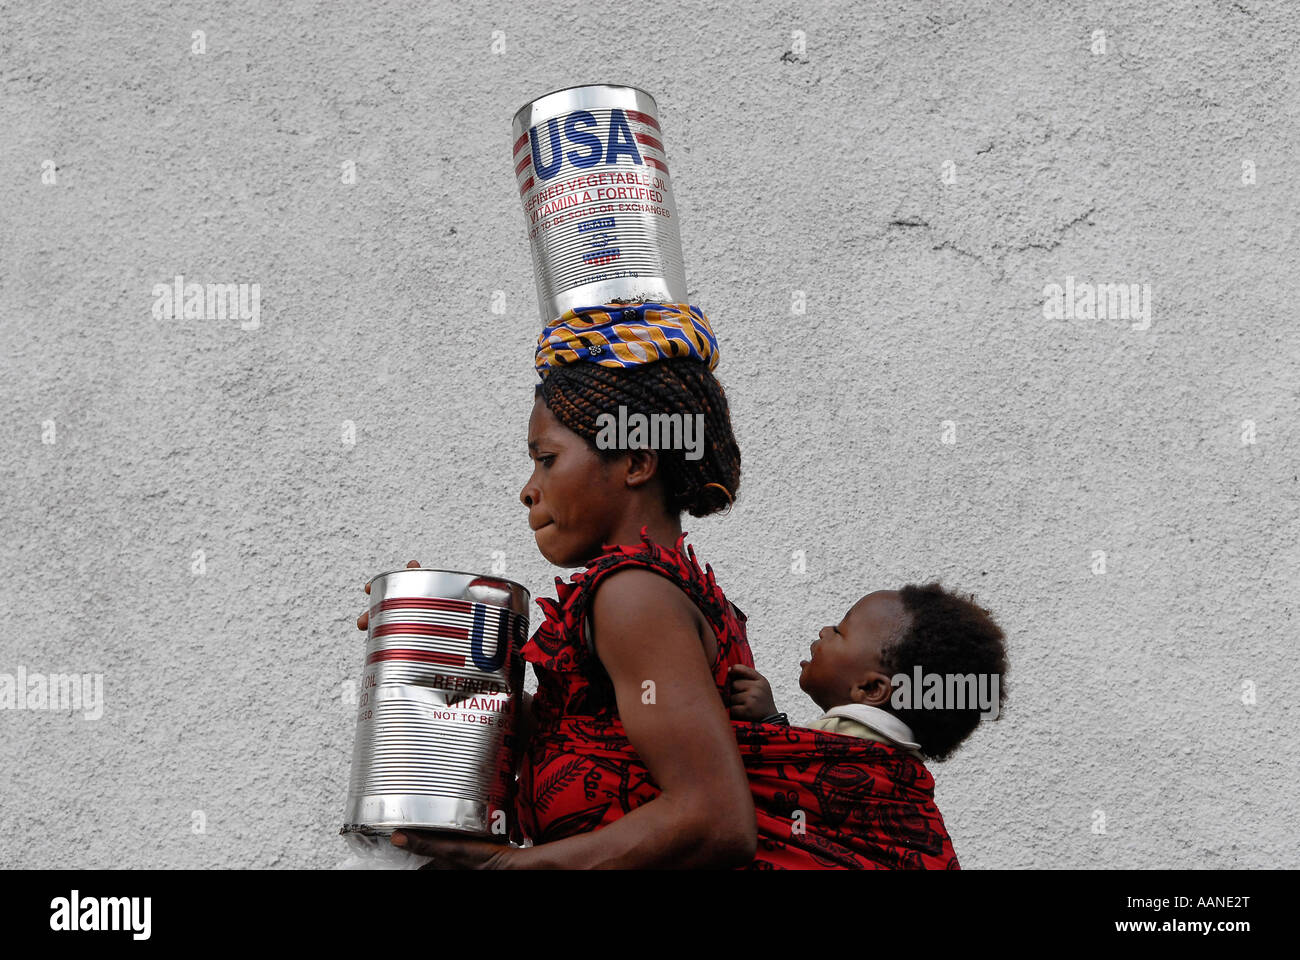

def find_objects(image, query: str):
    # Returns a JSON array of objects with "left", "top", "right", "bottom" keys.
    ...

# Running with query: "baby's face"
[{"left": 799, "top": 590, "right": 909, "bottom": 712}]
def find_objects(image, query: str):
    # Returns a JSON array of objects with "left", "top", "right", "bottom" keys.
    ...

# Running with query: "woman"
[
  {"left": 360, "top": 302, "right": 961, "bottom": 869},
  {"left": 363, "top": 302, "right": 759, "bottom": 868}
]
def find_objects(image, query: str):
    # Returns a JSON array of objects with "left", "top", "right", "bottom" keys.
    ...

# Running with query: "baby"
[{"left": 728, "top": 582, "right": 1008, "bottom": 761}]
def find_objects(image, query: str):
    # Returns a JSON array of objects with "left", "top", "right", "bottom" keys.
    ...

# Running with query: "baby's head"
[{"left": 799, "top": 583, "right": 1008, "bottom": 761}]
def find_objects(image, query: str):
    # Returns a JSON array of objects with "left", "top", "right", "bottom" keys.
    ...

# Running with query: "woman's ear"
[{"left": 623, "top": 448, "right": 660, "bottom": 489}]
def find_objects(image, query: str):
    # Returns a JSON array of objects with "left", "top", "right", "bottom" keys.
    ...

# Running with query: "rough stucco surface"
[{"left": 1, "top": 0, "right": 1296, "bottom": 869}]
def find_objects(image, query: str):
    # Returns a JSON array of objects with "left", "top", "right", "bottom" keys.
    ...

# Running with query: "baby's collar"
[{"left": 819, "top": 703, "right": 921, "bottom": 751}]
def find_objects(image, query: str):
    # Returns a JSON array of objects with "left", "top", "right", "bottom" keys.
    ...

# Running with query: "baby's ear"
[{"left": 856, "top": 671, "right": 894, "bottom": 706}]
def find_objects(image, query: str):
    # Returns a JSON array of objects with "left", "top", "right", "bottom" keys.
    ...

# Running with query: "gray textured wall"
[{"left": 2, "top": 0, "right": 1296, "bottom": 869}]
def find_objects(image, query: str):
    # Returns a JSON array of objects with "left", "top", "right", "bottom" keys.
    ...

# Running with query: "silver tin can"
[
  {"left": 512, "top": 84, "right": 688, "bottom": 326},
  {"left": 341, "top": 568, "right": 530, "bottom": 845}
]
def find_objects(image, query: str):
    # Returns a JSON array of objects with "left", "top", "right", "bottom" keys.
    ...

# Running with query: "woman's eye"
[{"left": 538, "top": 455, "right": 555, "bottom": 466}]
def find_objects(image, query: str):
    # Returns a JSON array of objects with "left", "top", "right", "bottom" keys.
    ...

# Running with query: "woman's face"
[{"left": 520, "top": 395, "right": 627, "bottom": 568}]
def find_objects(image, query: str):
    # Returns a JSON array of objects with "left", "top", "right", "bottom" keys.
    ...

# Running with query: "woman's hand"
[
  {"left": 727, "top": 663, "right": 778, "bottom": 721},
  {"left": 356, "top": 560, "right": 422, "bottom": 631},
  {"left": 391, "top": 830, "right": 515, "bottom": 870}
]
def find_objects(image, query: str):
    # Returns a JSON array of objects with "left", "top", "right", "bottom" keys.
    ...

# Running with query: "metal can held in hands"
[
  {"left": 341, "top": 568, "right": 530, "bottom": 847},
  {"left": 512, "top": 83, "right": 688, "bottom": 326}
]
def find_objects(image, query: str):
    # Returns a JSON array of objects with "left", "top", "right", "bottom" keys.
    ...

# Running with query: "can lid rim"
[
  {"left": 511, "top": 83, "right": 659, "bottom": 128},
  {"left": 365, "top": 567, "right": 531, "bottom": 597}
]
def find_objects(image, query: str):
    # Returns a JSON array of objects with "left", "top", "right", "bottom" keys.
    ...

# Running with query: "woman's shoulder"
[
  {"left": 585, "top": 525, "right": 704, "bottom": 583},
  {"left": 523, "top": 525, "right": 748, "bottom": 668},
  {"left": 578, "top": 526, "right": 737, "bottom": 633}
]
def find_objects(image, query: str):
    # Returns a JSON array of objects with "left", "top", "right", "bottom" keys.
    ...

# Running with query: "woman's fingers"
[
  {"left": 728, "top": 663, "right": 760, "bottom": 680},
  {"left": 392, "top": 830, "right": 439, "bottom": 857},
  {"left": 358, "top": 562, "right": 420, "bottom": 631},
  {"left": 359, "top": 576, "right": 372, "bottom": 631},
  {"left": 391, "top": 829, "right": 499, "bottom": 869}
]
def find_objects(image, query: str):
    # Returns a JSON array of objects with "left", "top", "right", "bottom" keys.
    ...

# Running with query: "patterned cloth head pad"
[{"left": 534, "top": 301, "right": 719, "bottom": 377}]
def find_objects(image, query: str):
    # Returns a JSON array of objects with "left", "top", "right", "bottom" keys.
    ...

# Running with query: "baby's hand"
[{"left": 727, "top": 663, "right": 778, "bottom": 721}]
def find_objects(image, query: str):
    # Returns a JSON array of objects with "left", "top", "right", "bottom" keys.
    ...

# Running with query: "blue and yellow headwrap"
[{"left": 535, "top": 302, "right": 719, "bottom": 377}]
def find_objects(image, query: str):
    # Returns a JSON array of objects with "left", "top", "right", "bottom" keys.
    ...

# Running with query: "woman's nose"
[{"left": 520, "top": 481, "right": 536, "bottom": 508}]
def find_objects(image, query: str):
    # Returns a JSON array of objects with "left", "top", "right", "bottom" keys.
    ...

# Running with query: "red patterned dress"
[{"left": 515, "top": 526, "right": 961, "bottom": 869}]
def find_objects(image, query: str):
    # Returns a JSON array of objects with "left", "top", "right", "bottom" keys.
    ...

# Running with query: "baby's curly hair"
[
  {"left": 883, "top": 583, "right": 1009, "bottom": 762},
  {"left": 534, "top": 357, "right": 741, "bottom": 518}
]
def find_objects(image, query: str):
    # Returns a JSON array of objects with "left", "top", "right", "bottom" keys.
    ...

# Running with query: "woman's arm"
[
  {"left": 395, "top": 568, "right": 758, "bottom": 868},
  {"left": 505, "top": 567, "right": 757, "bottom": 868}
]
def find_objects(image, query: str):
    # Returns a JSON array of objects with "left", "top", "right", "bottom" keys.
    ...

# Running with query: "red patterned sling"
[{"left": 515, "top": 526, "right": 961, "bottom": 869}]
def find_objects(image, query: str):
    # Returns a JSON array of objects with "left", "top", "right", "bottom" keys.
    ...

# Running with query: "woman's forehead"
[{"left": 527, "top": 399, "right": 565, "bottom": 441}]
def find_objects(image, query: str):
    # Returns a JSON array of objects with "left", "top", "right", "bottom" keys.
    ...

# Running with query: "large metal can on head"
[
  {"left": 512, "top": 83, "right": 688, "bottom": 326},
  {"left": 341, "top": 568, "right": 530, "bottom": 845}
]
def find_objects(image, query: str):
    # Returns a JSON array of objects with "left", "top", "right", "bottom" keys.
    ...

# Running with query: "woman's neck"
[{"left": 608, "top": 512, "right": 683, "bottom": 552}]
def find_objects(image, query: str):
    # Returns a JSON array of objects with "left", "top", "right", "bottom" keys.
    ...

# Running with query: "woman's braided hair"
[{"left": 535, "top": 357, "right": 741, "bottom": 518}]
